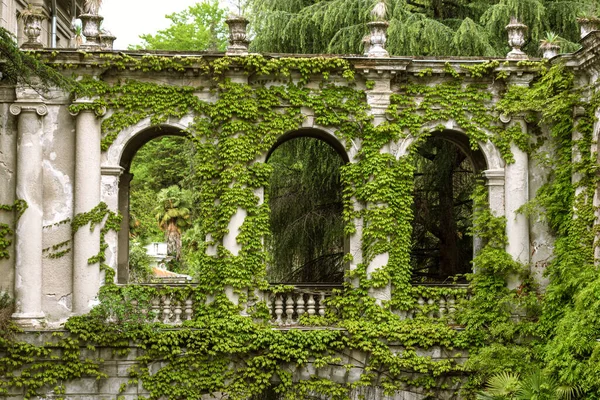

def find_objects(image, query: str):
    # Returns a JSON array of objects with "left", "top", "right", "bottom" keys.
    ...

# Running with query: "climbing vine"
[
  {"left": 2, "top": 52, "right": 599, "bottom": 399},
  {"left": 0, "top": 200, "right": 27, "bottom": 260}
]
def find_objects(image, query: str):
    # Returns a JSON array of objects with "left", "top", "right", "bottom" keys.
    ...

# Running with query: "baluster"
[
  {"left": 307, "top": 294, "right": 316, "bottom": 316},
  {"left": 274, "top": 295, "right": 284, "bottom": 324},
  {"left": 439, "top": 298, "right": 446, "bottom": 319},
  {"left": 173, "top": 301, "right": 182, "bottom": 325},
  {"left": 448, "top": 296, "right": 456, "bottom": 324},
  {"left": 427, "top": 298, "right": 435, "bottom": 318},
  {"left": 318, "top": 292, "right": 326, "bottom": 317},
  {"left": 184, "top": 299, "right": 193, "bottom": 321},
  {"left": 285, "top": 295, "right": 295, "bottom": 324},
  {"left": 151, "top": 297, "right": 160, "bottom": 323},
  {"left": 296, "top": 293, "right": 305, "bottom": 320},
  {"left": 163, "top": 297, "right": 172, "bottom": 324},
  {"left": 266, "top": 293, "right": 273, "bottom": 318},
  {"left": 417, "top": 296, "right": 425, "bottom": 315}
]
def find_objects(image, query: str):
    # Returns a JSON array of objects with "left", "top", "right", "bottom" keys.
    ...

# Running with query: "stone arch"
[
  {"left": 101, "top": 122, "right": 190, "bottom": 284},
  {"left": 396, "top": 129, "right": 504, "bottom": 171},
  {"left": 263, "top": 127, "right": 351, "bottom": 284},
  {"left": 265, "top": 127, "right": 351, "bottom": 164}
]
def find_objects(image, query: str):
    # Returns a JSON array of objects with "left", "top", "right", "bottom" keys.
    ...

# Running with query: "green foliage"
[
  {"left": 0, "top": 200, "right": 27, "bottom": 259},
  {"left": 5, "top": 49, "right": 600, "bottom": 399},
  {"left": 248, "top": 0, "right": 592, "bottom": 56},
  {"left": 267, "top": 137, "right": 345, "bottom": 283},
  {"left": 132, "top": 0, "right": 228, "bottom": 51},
  {"left": 0, "top": 27, "right": 75, "bottom": 91},
  {"left": 128, "top": 240, "right": 154, "bottom": 283}
]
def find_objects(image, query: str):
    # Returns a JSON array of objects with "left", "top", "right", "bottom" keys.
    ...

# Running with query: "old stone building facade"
[{"left": 1, "top": 10, "right": 600, "bottom": 400}]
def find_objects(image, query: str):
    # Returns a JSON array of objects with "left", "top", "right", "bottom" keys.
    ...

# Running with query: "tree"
[
  {"left": 411, "top": 137, "right": 475, "bottom": 282},
  {"left": 129, "top": 136, "right": 194, "bottom": 244},
  {"left": 267, "top": 137, "right": 345, "bottom": 283},
  {"left": 132, "top": 0, "right": 228, "bottom": 51},
  {"left": 154, "top": 186, "right": 192, "bottom": 262},
  {"left": 247, "top": 0, "right": 596, "bottom": 56}
]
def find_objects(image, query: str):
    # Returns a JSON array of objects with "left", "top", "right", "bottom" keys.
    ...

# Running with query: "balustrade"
[
  {"left": 394, "top": 283, "right": 469, "bottom": 323},
  {"left": 263, "top": 284, "right": 342, "bottom": 326},
  {"left": 112, "top": 283, "right": 467, "bottom": 327}
]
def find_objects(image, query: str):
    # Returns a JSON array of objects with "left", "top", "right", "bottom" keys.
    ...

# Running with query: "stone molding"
[{"left": 9, "top": 103, "right": 48, "bottom": 116}]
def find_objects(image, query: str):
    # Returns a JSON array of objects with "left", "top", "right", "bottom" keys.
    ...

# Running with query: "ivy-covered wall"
[{"left": 2, "top": 32, "right": 600, "bottom": 398}]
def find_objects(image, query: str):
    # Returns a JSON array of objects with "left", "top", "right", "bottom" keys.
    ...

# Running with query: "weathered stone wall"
[{"left": 0, "top": 332, "right": 466, "bottom": 400}]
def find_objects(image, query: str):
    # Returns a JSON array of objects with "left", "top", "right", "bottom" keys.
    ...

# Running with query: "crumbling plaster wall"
[{"left": 41, "top": 100, "right": 75, "bottom": 322}]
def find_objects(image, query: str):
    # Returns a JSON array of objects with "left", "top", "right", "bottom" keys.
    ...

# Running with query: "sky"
[{"left": 100, "top": 0, "right": 233, "bottom": 50}]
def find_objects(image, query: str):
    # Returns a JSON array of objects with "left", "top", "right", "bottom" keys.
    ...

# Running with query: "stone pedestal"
[
  {"left": 9, "top": 102, "right": 47, "bottom": 326},
  {"left": 72, "top": 109, "right": 102, "bottom": 315}
]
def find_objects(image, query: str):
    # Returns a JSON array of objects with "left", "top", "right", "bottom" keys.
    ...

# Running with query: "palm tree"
[
  {"left": 154, "top": 186, "right": 191, "bottom": 262},
  {"left": 477, "top": 369, "right": 582, "bottom": 400}
]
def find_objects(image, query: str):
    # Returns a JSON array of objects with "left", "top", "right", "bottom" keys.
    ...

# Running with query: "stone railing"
[
  {"left": 395, "top": 283, "right": 470, "bottom": 323},
  {"left": 115, "top": 283, "right": 467, "bottom": 326},
  {"left": 261, "top": 283, "right": 343, "bottom": 327}
]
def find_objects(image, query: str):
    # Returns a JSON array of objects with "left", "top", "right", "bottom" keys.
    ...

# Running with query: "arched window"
[
  {"left": 266, "top": 131, "right": 348, "bottom": 284},
  {"left": 411, "top": 133, "right": 485, "bottom": 282},
  {"left": 117, "top": 127, "right": 192, "bottom": 283}
]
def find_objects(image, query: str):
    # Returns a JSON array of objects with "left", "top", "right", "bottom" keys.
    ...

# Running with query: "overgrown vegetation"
[{"left": 1, "top": 23, "right": 600, "bottom": 398}]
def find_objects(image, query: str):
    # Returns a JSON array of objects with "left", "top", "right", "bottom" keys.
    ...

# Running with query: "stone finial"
[
  {"left": 365, "top": 22, "right": 389, "bottom": 57},
  {"left": 100, "top": 29, "right": 116, "bottom": 50},
  {"left": 505, "top": 17, "right": 528, "bottom": 60},
  {"left": 79, "top": 13, "right": 103, "bottom": 49},
  {"left": 225, "top": 16, "right": 250, "bottom": 56},
  {"left": 19, "top": 5, "right": 46, "bottom": 49},
  {"left": 365, "top": 1, "right": 389, "bottom": 58},
  {"left": 577, "top": 16, "right": 600, "bottom": 39}
]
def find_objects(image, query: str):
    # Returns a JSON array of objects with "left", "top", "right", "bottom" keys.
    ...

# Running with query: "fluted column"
[
  {"left": 72, "top": 108, "right": 102, "bottom": 315},
  {"left": 10, "top": 102, "right": 47, "bottom": 326}
]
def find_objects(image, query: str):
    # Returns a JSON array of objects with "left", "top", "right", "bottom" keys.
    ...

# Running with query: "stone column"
[
  {"left": 72, "top": 108, "right": 102, "bottom": 315},
  {"left": 117, "top": 172, "right": 133, "bottom": 284},
  {"left": 9, "top": 102, "right": 47, "bottom": 326},
  {"left": 504, "top": 121, "right": 530, "bottom": 272}
]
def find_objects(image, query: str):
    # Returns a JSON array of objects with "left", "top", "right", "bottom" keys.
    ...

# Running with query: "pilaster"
[
  {"left": 117, "top": 171, "right": 133, "bottom": 284},
  {"left": 101, "top": 166, "right": 124, "bottom": 283},
  {"left": 10, "top": 101, "right": 47, "bottom": 326}
]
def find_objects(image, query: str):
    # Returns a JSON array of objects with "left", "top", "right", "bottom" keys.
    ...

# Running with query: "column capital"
[
  {"left": 483, "top": 169, "right": 505, "bottom": 186},
  {"left": 9, "top": 102, "right": 48, "bottom": 116}
]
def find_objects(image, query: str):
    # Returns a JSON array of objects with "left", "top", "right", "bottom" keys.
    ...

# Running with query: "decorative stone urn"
[
  {"left": 366, "top": 21, "right": 389, "bottom": 58},
  {"left": 21, "top": 11, "right": 45, "bottom": 49},
  {"left": 577, "top": 17, "right": 600, "bottom": 39},
  {"left": 225, "top": 16, "right": 250, "bottom": 55},
  {"left": 541, "top": 44, "right": 560, "bottom": 59},
  {"left": 100, "top": 29, "right": 116, "bottom": 50},
  {"left": 505, "top": 17, "right": 528, "bottom": 60},
  {"left": 79, "top": 13, "right": 103, "bottom": 49}
]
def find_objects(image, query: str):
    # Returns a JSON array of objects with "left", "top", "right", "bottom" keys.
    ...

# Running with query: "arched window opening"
[
  {"left": 266, "top": 136, "right": 346, "bottom": 284},
  {"left": 120, "top": 133, "right": 195, "bottom": 283},
  {"left": 411, "top": 136, "right": 477, "bottom": 282}
]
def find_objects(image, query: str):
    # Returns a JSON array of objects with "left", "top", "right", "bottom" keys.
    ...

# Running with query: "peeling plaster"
[{"left": 42, "top": 159, "right": 73, "bottom": 225}]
